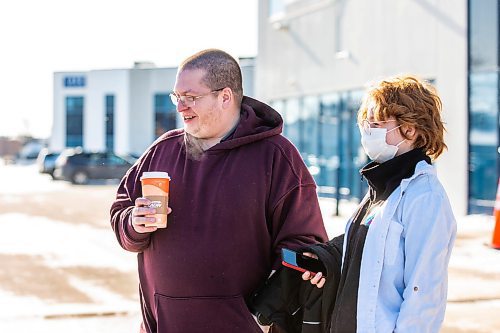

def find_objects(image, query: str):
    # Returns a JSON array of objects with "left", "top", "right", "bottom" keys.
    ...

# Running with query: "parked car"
[
  {"left": 17, "top": 140, "right": 44, "bottom": 161},
  {"left": 53, "top": 150, "right": 133, "bottom": 184},
  {"left": 36, "top": 148, "right": 61, "bottom": 178}
]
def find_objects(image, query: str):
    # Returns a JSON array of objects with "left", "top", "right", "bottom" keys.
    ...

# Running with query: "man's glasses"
[
  {"left": 169, "top": 88, "right": 224, "bottom": 107},
  {"left": 359, "top": 119, "right": 397, "bottom": 135}
]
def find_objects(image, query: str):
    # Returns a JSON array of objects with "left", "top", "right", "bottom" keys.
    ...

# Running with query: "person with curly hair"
[{"left": 302, "top": 75, "right": 456, "bottom": 333}]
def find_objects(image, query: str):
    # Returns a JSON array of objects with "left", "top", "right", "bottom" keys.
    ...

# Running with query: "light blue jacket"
[{"left": 342, "top": 161, "right": 457, "bottom": 333}]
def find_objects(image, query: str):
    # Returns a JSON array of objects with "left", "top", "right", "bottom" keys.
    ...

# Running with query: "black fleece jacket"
[{"left": 250, "top": 235, "right": 343, "bottom": 333}]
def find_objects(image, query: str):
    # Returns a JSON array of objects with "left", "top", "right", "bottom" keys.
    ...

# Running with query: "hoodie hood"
[{"left": 209, "top": 96, "right": 283, "bottom": 151}]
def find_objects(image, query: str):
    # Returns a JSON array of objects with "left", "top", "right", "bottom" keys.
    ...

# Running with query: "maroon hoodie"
[{"left": 110, "top": 96, "right": 327, "bottom": 333}]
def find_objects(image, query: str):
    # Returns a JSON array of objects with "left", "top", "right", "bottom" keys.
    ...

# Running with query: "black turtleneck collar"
[{"left": 360, "top": 148, "right": 431, "bottom": 202}]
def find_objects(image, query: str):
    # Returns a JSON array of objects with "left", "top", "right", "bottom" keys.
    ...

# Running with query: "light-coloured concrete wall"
[
  {"left": 100, "top": 70, "right": 130, "bottom": 156},
  {"left": 257, "top": 0, "right": 468, "bottom": 214},
  {"left": 50, "top": 73, "right": 65, "bottom": 152},
  {"left": 433, "top": 0, "right": 468, "bottom": 216},
  {"left": 128, "top": 69, "right": 154, "bottom": 155},
  {"left": 128, "top": 67, "right": 178, "bottom": 155},
  {"left": 85, "top": 69, "right": 129, "bottom": 153}
]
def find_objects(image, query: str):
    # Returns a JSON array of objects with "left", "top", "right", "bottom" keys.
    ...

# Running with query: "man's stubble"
[{"left": 183, "top": 132, "right": 205, "bottom": 161}]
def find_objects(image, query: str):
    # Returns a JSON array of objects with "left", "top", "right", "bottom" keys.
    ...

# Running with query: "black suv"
[{"left": 53, "top": 149, "right": 135, "bottom": 184}]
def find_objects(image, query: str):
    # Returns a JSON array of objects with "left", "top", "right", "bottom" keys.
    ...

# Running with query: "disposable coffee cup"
[{"left": 140, "top": 171, "right": 171, "bottom": 228}]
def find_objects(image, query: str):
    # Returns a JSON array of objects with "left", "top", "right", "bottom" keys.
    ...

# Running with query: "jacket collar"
[{"left": 375, "top": 161, "right": 434, "bottom": 221}]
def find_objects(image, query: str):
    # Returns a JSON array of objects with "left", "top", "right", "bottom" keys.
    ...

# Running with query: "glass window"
[
  {"left": 283, "top": 98, "right": 301, "bottom": 149},
  {"left": 107, "top": 154, "right": 128, "bottom": 166},
  {"left": 468, "top": 72, "right": 499, "bottom": 213},
  {"left": 469, "top": 0, "right": 498, "bottom": 71},
  {"left": 154, "top": 93, "right": 177, "bottom": 139},
  {"left": 278, "top": 90, "right": 366, "bottom": 204},
  {"left": 105, "top": 95, "right": 114, "bottom": 151},
  {"left": 318, "top": 93, "right": 340, "bottom": 197},
  {"left": 301, "top": 96, "right": 319, "bottom": 155},
  {"left": 88, "top": 153, "right": 105, "bottom": 166},
  {"left": 66, "top": 96, "right": 84, "bottom": 147},
  {"left": 344, "top": 90, "right": 366, "bottom": 199},
  {"left": 468, "top": 0, "right": 499, "bottom": 213}
]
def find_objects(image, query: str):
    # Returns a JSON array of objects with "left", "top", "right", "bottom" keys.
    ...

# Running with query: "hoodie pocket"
[{"left": 154, "top": 293, "right": 262, "bottom": 333}]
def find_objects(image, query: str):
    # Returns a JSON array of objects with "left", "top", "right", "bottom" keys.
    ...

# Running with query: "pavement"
[{"left": 0, "top": 161, "right": 499, "bottom": 332}]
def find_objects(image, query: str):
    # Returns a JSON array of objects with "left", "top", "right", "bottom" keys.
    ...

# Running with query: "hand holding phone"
[{"left": 281, "top": 248, "right": 327, "bottom": 277}]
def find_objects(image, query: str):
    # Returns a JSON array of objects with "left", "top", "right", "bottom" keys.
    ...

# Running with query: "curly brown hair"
[{"left": 357, "top": 75, "right": 447, "bottom": 160}]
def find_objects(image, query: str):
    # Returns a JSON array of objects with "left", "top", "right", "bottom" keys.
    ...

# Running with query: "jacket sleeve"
[
  {"left": 109, "top": 153, "right": 153, "bottom": 253},
  {"left": 305, "top": 237, "right": 344, "bottom": 332},
  {"left": 395, "top": 190, "right": 456, "bottom": 332},
  {"left": 269, "top": 183, "right": 328, "bottom": 269},
  {"left": 266, "top": 143, "right": 328, "bottom": 268},
  {"left": 317, "top": 234, "right": 344, "bottom": 260}
]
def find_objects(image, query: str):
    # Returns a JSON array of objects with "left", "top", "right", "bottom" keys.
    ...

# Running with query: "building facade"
[
  {"left": 257, "top": 0, "right": 498, "bottom": 215},
  {"left": 468, "top": 0, "right": 499, "bottom": 214},
  {"left": 51, "top": 58, "right": 255, "bottom": 157}
]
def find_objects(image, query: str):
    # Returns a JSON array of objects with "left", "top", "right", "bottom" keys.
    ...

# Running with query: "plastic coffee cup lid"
[{"left": 140, "top": 171, "right": 170, "bottom": 180}]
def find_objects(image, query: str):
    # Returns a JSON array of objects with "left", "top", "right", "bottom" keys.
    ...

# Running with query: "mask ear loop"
[
  {"left": 394, "top": 124, "right": 411, "bottom": 148},
  {"left": 386, "top": 124, "right": 402, "bottom": 134},
  {"left": 386, "top": 124, "right": 407, "bottom": 146},
  {"left": 395, "top": 139, "right": 406, "bottom": 147},
  {"left": 387, "top": 125, "right": 406, "bottom": 155}
]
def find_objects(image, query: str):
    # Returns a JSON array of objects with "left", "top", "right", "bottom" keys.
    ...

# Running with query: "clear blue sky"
[{"left": 0, "top": 0, "right": 258, "bottom": 138}]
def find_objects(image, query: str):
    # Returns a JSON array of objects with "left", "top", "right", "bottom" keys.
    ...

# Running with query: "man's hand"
[{"left": 130, "top": 197, "right": 172, "bottom": 233}]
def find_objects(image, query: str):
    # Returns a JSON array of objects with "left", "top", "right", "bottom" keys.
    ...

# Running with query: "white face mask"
[{"left": 360, "top": 126, "right": 406, "bottom": 163}]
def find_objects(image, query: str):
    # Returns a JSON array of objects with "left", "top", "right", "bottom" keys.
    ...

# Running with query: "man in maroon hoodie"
[{"left": 110, "top": 49, "right": 327, "bottom": 333}]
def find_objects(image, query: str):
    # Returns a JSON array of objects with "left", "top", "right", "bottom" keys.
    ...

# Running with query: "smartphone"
[{"left": 281, "top": 248, "right": 327, "bottom": 277}]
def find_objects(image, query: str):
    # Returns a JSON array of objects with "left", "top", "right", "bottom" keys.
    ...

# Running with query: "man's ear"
[{"left": 221, "top": 87, "right": 232, "bottom": 109}]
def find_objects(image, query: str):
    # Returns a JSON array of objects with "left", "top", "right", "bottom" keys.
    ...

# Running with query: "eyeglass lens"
[
  {"left": 170, "top": 94, "right": 195, "bottom": 107},
  {"left": 361, "top": 120, "right": 371, "bottom": 134},
  {"left": 361, "top": 119, "right": 397, "bottom": 135}
]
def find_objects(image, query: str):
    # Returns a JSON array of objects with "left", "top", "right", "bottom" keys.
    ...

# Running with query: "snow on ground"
[
  {"left": 0, "top": 213, "right": 135, "bottom": 270},
  {"left": 1, "top": 161, "right": 500, "bottom": 332}
]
